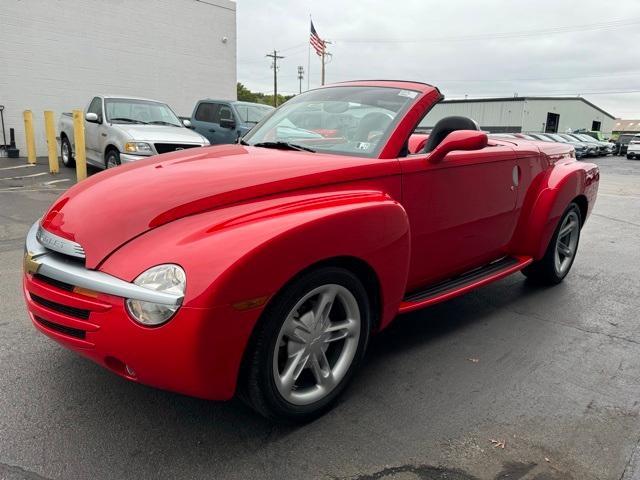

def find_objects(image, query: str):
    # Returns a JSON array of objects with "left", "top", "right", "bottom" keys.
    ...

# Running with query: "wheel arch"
[
  {"left": 511, "top": 162, "right": 596, "bottom": 260},
  {"left": 104, "top": 144, "right": 119, "bottom": 158}
]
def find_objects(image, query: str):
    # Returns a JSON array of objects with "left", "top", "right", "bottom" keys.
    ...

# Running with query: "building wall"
[
  {"left": 0, "top": 0, "right": 236, "bottom": 154},
  {"left": 522, "top": 99, "right": 615, "bottom": 134},
  {"left": 421, "top": 100, "right": 525, "bottom": 132},
  {"left": 420, "top": 98, "right": 615, "bottom": 135}
]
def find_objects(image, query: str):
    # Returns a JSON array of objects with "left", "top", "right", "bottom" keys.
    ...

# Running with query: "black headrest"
[{"left": 423, "top": 116, "right": 480, "bottom": 153}]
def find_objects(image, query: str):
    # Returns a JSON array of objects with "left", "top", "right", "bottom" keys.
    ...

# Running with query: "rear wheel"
[
  {"left": 60, "top": 136, "right": 74, "bottom": 167},
  {"left": 522, "top": 203, "right": 582, "bottom": 285},
  {"left": 242, "top": 267, "right": 372, "bottom": 423}
]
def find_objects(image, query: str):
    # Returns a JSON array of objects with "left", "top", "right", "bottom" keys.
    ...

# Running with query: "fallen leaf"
[
  {"left": 545, "top": 457, "right": 550, "bottom": 462},
  {"left": 490, "top": 439, "right": 506, "bottom": 449}
]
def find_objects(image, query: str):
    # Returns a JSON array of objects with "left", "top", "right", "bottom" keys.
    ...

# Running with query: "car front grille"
[
  {"left": 33, "top": 316, "right": 86, "bottom": 340},
  {"left": 34, "top": 273, "right": 74, "bottom": 292},
  {"left": 154, "top": 143, "right": 201, "bottom": 154},
  {"left": 30, "top": 293, "right": 91, "bottom": 320}
]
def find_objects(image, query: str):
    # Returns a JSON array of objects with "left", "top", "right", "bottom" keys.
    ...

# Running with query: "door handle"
[
  {"left": 208, "top": 128, "right": 216, "bottom": 132},
  {"left": 512, "top": 165, "right": 520, "bottom": 187},
  {"left": 101, "top": 133, "right": 107, "bottom": 137}
]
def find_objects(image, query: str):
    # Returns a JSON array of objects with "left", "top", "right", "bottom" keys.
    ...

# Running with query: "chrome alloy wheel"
[
  {"left": 272, "top": 284, "right": 361, "bottom": 406},
  {"left": 554, "top": 210, "right": 580, "bottom": 276}
]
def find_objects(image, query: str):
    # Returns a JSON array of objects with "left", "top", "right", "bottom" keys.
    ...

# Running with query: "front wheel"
[
  {"left": 241, "top": 267, "right": 372, "bottom": 422},
  {"left": 522, "top": 203, "right": 582, "bottom": 285},
  {"left": 105, "top": 150, "right": 121, "bottom": 169}
]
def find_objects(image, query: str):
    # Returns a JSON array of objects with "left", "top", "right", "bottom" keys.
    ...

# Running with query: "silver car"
[{"left": 58, "top": 95, "right": 209, "bottom": 169}]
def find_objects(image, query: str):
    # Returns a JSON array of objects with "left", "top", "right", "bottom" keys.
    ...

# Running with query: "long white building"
[
  {"left": 0, "top": 0, "right": 237, "bottom": 154},
  {"left": 421, "top": 96, "right": 616, "bottom": 135}
]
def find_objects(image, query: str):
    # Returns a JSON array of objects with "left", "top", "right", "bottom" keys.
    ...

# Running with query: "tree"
[{"left": 237, "top": 83, "right": 295, "bottom": 106}]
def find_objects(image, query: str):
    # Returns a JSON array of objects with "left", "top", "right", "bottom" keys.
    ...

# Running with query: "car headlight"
[
  {"left": 124, "top": 142, "right": 153, "bottom": 153},
  {"left": 126, "top": 264, "right": 186, "bottom": 326}
]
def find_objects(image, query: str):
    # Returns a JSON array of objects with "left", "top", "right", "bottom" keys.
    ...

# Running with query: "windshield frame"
[
  {"left": 241, "top": 85, "right": 420, "bottom": 159},
  {"left": 105, "top": 98, "right": 183, "bottom": 127}
]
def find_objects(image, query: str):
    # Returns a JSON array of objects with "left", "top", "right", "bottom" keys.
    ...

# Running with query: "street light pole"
[{"left": 297, "top": 66, "right": 304, "bottom": 94}]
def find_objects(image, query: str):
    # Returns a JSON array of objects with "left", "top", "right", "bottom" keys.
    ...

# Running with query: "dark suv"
[{"left": 615, "top": 133, "right": 637, "bottom": 156}]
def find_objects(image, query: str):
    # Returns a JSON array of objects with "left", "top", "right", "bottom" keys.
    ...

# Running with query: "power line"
[{"left": 334, "top": 17, "right": 640, "bottom": 44}]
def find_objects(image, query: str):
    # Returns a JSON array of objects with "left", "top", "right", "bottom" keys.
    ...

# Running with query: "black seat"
[
  {"left": 354, "top": 112, "right": 392, "bottom": 142},
  {"left": 423, "top": 116, "right": 480, "bottom": 153}
]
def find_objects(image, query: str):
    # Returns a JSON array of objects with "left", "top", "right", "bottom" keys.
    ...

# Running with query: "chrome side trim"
[
  {"left": 36, "top": 225, "right": 86, "bottom": 259},
  {"left": 25, "top": 222, "right": 183, "bottom": 306}
]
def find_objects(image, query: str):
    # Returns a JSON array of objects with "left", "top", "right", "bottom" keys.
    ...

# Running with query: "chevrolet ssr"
[{"left": 23, "top": 81, "right": 599, "bottom": 422}]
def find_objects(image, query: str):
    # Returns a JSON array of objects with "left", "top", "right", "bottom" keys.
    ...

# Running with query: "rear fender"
[{"left": 511, "top": 160, "right": 599, "bottom": 259}]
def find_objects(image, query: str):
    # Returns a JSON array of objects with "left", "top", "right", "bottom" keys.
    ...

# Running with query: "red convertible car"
[{"left": 23, "top": 81, "right": 599, "bottom": 421}]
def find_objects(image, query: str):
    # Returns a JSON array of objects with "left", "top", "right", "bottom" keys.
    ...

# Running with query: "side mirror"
[
  {"left": 182, "top": 118, "right": 192, "bottom": 128},
  {"left": 428, "top": 130, "right": 488, "bottom": 163},
  {"left": 219, "top": 118, "right": 236, "bottom": 129},
  {"left": 85, "top": 112, "right": 100, "bottom": 123}
]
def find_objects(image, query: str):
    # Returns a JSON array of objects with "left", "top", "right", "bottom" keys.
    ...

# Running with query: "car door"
[
  {"left": 400, "top": 142, "right": 519, "bottom": 291},
  {"left": 217, "top": 104, "right": 240, "bottom": 144},
  {"left": 191, "top": 102, "right": 220, "bottom": 144},
  {"left": 84, "top": 97, "right": 107, "bottom": 165}
]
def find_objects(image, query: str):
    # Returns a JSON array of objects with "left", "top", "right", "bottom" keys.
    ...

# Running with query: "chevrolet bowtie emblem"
[{"left": 23, "top": 252, "right": 41, "bottom": 275}]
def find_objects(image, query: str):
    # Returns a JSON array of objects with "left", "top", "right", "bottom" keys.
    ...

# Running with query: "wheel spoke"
[
  {"left": 310, "top": 351, "right": 332, "bottom": 387},
  {"left": 558, "top": 243, "right": 572, "bottom": 257},
  {"left": 560, "top": 220, "right": 576, "bottom": 238},
  {"left": 312, "top": 286, "right": 337, "bottom": 325},
  {"left": 278, "top": 349, "right": 309, "bottom": 391},
  {"left": 283, "top": 312, "right": 312, "bottom": 344},
  {"left": 324, "top": 318, "right": 357, "bottom": 343}
]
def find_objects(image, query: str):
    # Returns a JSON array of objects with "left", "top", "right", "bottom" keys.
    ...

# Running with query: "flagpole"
[{"left": 307, "top": 14, "right": 311, "bottom": 91}]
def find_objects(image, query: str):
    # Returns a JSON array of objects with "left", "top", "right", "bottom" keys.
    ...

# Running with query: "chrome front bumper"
[{"left": 24, "top": 222, "right": 183, "bottom": 306}]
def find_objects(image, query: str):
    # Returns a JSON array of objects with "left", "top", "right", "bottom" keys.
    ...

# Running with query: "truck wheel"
[
  {"left": 61, "top": 136, "right": 75, "bottom": 168},
  {"left": 105, "top": 150, "right": 121, "bottom": 169},
  {"left": 241, "top": 267, "right": 372, "bottom": 422},
  {"left": 522, "top": 203, "right": 582, "bottom": 285}
]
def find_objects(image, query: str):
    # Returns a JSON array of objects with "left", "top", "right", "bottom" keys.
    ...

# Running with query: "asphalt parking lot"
[{"left": 1, "top": 155, "right": 639, "bottom": 480}]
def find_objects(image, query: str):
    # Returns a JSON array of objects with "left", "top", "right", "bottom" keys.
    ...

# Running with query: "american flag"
[{"left": 310, "top": 20, "right": 325, "bottom": 56}]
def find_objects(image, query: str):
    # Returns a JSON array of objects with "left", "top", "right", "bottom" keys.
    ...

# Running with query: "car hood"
[
  {"left": 40, "top": 145, "right": 396, "bottom": 268},
  {"left": 113, "top": 124, "right": 207, "bottom": 144}
]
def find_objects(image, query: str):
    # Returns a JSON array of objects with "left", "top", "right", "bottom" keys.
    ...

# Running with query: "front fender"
[
  {"left": 99, "top": 186, "right": 409, "bottom": 399},
  {"left": 511, "top": 160, "right": 599, "bottom": 259}
]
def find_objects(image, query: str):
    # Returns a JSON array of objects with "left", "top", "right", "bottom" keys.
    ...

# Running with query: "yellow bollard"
[
  {"left": 72, "top": 110, "right": 87, "bottom": 181},
  {"left": 23, "top": 110, "right": 37, "bottom": 164},
  {"left": 44, "top": 111, "right": 59, "bottom": 174}
]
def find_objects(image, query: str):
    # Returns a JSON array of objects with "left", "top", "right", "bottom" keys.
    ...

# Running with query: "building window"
[{"left": 592, "top": 121, "right": 601, "bottom": 131}]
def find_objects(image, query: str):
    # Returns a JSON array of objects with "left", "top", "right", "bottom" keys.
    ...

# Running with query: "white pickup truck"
[{"left": 58, "top": 95, "right": 209, "bottom": 169}]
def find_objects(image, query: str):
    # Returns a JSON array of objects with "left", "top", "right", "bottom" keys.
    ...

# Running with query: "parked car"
[
  {"left": 627, "top": 134, "right": 640, "bottom": 159},
  {"left": 575, "top": 130, "right": 608, "bottom": 142},
  {"left": 24, "top": 80, "right": 599, "bottom": 422},
  {"left": 556, "top": 133, "right": 598, "bottom": 158},
  {"left": 58, "top": 96, "right": 209, "bottom": 169},
  {"left": 190, "top": 100, "right": 274, "bottom": 145},
  {"left": 568, "top": 133, "right": 614, "bottom": 155},
  {"left": 614, "top": 133, "right": 637, "bottom": 156},
  {"left": 528, "top": 133, "right": 589, "bottom": 158}
]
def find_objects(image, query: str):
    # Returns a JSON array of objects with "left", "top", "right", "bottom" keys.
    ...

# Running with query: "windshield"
[
  {"left": 105, "top": 98, "right": 182, "bottom": 126},
  {"left": 558, "top": 134, "right": 577, "bottom": 142},
  {"left": 545, "top": 133, "right": 567, "bottom": 142},
  {"left": 235, "top": 103, "right": 274, "bottom": 124},
  {"left": 242, "top": 86, "right": 418, "bottom": 157},
  {"left": 575, "top": 134, "right": 595, "bottom": 142}
]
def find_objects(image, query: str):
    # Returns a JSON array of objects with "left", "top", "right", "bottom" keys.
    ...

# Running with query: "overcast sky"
[{"left": 237, "top": 0, "right": 640, "bottom": 118}]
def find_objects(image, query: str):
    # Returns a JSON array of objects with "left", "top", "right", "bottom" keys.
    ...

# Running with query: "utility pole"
[
  {"left": 297, "top": 66, "right": 304, "bottom": 94},
  {"left": 266, "top": 50, "right": 284, "bottom": 107},
  {"left": 320, "top": 41, "right": 332, "bottom": 86}
]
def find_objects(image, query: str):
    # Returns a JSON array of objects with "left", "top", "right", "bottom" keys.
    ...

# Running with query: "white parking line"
[
  {"left": 0, "top": 164, "right": 37, "bottom": 171},
  {"left": 43, "top": 179, "right": 70, "bottom": 186},
  {"left": 0, "top": 172, "right": 48, "bottom": 181}
]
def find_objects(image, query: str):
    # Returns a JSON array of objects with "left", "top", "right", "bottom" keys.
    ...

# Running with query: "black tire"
[
  {"left": 241, "top": 267, "right": 372, "bottom": 423},
  {"left": 105, "top": 149, "right": 121, "bottom": 169},
  {"left": 60, "top": 136, "right": 75, "bottom": 168},
  {"left": 522, "top": 202, "right": 582, "bottom": 285}
]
